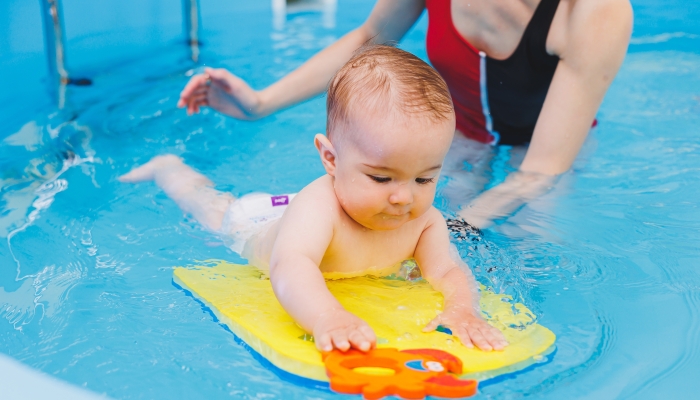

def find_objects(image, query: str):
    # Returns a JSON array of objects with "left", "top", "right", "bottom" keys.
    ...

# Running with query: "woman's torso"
[{"left": 426, "top": 0, "right": 564, "bottom": 146}]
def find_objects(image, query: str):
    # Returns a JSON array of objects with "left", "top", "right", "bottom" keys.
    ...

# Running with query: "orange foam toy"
[{"left": 323, "top": 348, "right": 478, "bottom": 399}]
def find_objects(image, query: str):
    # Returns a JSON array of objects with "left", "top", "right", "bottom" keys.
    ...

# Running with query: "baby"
[{"left": 120, "top": 45, "right": 507, "bottom": 353}]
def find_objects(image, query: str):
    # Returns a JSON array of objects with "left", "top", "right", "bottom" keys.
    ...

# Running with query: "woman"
[{"left": 178, "top": 0, "right": 632, "bottom": 228}]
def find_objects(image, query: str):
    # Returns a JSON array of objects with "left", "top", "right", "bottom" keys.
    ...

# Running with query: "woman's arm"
[
  {"left": 179, "top": 0, "right": 426, "bottom": 119},
  {"left": 460, "top": 0, "right": 633, "bottom": 228}
]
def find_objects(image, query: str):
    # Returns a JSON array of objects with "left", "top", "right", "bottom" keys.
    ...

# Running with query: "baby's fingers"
[
  {"left": 348, "top": 330, "right": 371, "bottom": 352},
  {"left": 331, "top": 331, "right": 351, "bottom": 352},
  {"left": 422, "top": 317, "right": 441, "bottom": 333},
  {"left": 359, "top": 325, "right": 376, "bottom": 343},
  {"left": 459, "top": 324, "right": 494, "bottom": 351},
  {"left": 482, "top": 325, "right": 509, "bottom": 350},
  {"left": 451, "top": 326, "right": 474, "bottom": 349},
  {"left": 315, "top": 333, "right": 333, "bottom": 352}
]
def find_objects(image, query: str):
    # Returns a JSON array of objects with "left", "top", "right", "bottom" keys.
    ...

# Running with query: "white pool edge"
[{"left": 0, "top": 353, "right": 112, "bottom": 400}]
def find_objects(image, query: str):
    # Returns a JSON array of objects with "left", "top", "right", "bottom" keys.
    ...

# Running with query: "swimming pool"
[{"left": 1, "top": 0, "right": 699, "bottom": 398}]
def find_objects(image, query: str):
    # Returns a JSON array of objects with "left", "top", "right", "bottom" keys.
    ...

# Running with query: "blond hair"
[{"left": 326, "top": 44, "right": 454, "bottom": 141}]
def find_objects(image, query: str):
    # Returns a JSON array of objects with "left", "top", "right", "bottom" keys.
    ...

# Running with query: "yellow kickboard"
[{"left": 173, "top": 261, "right": 556, "bottom": 382}]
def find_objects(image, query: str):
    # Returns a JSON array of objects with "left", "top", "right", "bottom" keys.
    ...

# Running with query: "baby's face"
[{"left": 332, "top": 112, "right": 455, "bottom": 231}]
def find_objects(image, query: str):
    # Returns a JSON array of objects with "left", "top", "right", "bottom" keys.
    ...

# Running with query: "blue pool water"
[{"left": 1, "top": 0, "right": 699, "bottom": 398}]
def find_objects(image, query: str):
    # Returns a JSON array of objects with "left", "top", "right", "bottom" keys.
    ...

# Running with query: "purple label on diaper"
[{"left": 271, "top": 195, "right": 289, "bottom": 207}]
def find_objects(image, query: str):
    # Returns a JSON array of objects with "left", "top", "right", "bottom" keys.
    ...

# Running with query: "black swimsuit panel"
[{"left": 486, "top": 0, "right": 561, "bottom": 145}]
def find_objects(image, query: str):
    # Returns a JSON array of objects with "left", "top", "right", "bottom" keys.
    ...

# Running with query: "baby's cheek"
[
  {"left": 415, "top": 205, "right": 431, "bottom": 219},
  {"left": 415, "top": 191, "right": 435, "bottom": 214},
  {"left": 339, "top": 193, "right": 371, "bottom": 221},
  {"left": 352, "top": 184, "right": 382, "bottom": 209},
  {"left": 335, "top": 183, "right": 356, "bottom": 208}
]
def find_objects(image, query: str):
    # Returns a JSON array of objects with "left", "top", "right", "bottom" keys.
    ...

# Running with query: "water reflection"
[{"left": 1, "top": 113, "right": 96, "bottom": 331}]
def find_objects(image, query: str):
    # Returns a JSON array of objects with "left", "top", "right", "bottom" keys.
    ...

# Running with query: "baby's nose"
[{"left": 389, "top": 184, "right": 413, "bottom": 206}]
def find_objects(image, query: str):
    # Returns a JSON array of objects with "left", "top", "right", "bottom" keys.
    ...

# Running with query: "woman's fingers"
[
  {"left": 187, "top": 100, "right": 206, "bottom": 115},
  {"left": 189, "top": 87, "right": 209, "bottom": 98},
  {"left": 188, "top": 93, "right": 208, "bottom": 105},
  {"left": 187, "top": 99, "right": 199, "bottom": 115},
  {"left": 178, "top": 74, "right": 209, "bottom": 107},
  {"left": 205, "top": 67, "right": 236, "bottom": 92}
]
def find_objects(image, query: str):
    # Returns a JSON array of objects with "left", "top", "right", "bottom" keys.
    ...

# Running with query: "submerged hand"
[
  {"left": 423, "top": 307, "right": 508, "bottom": 351},
  {"left": 177, "top": 67, "right": 264, "bottom": 119},
  {"left": 459, "top": 171, "right": 556, "bottom": 229},
  {"left": 313, "top": 309, "right": 376, "bottom": 353}
]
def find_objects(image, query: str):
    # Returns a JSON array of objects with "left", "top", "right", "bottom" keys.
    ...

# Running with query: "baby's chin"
[{"left": 358, "top": 213, "right": 413, "bottom": 231}]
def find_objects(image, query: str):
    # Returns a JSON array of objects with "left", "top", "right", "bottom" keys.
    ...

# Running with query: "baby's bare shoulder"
[
  {"left": 418, "top": 206, "right": 447, "bottom": 229},
  {"left": 270, "top": 176, "right": 340, "bottom": 265},
  {"left": 286, "top": 175, "right": 342, "bottom": 219}
]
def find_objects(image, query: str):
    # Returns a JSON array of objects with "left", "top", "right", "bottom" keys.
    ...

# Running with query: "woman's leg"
[{"left": 119, "top": 155, "right": 233, "bottom": 232}]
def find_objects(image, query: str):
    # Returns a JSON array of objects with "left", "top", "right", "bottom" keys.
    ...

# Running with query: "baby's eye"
[
  {"left": 368, "top": 175, "right": 391, "bottom": 183},
  {"left": 415, "top": 177, "right": 435, "bottom": 185}
]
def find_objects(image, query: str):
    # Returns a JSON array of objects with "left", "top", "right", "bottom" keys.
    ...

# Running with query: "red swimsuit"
[{"left": 426, "top": 0, "right": 562, "bottom": 145}]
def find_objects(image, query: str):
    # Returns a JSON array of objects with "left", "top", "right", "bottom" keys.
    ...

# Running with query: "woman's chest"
[{"left": 449, "top": 0, "right": 567, "bottom": 59}]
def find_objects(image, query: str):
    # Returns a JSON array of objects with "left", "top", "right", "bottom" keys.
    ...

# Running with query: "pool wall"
[{"left": 0, "top": 352, "right": 110, "bottom": 399}]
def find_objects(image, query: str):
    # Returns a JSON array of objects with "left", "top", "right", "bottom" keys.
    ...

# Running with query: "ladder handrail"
[{"left": 39, "top": 0, "right": 202, "bottom": 106}]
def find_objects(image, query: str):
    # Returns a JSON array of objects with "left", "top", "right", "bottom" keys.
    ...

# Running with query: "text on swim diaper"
[{"left": 271, "top": 195, "right": 289, "bottom": 207}]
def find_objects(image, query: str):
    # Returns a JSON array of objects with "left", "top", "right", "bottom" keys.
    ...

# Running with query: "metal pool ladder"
[{"left": 39, "top": 0, "right": 202, "bottom": 106}]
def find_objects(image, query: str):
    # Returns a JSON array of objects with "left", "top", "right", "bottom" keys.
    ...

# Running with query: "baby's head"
[{"left": 315, "top": 44, "right": 455, "bottom": 230}]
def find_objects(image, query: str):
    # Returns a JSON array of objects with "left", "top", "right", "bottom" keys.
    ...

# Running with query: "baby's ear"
[{"left": 314, "top": 133, "right": 338, "bottom": 176}]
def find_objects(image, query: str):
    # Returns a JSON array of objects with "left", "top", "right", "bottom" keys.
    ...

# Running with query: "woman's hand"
[
  {"left": 423, "top": 306, "right": 508, "bottom": 351},
  {"left": 459, "top": 170, "right": 556, "bottom": 229},
  {"left": 177, "top": 0, "right": 425, "bottom": 121},
  {"left": 177, "top": 67, "right": 265, "bottom": 120},
  {"left": 313, "top": 308, "right": 376, "bottom": 352}
]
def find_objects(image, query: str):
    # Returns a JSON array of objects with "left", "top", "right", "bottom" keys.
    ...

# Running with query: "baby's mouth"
[{"left": 381, "top": 212, "right": 408, "bottom": 219}]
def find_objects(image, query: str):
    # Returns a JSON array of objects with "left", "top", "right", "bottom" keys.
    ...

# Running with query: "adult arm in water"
[{"left": 460, "top": 0, "right": 632, "bottom": 227}]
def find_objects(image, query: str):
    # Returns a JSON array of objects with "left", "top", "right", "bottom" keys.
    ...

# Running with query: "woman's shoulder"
[
  {"left": 565, "top": 0, "right": 633, "bottom": 37},
  {"left": 556, "top": 0, "right": 633, "bottom": 66},
  {"left": 562, "top": 0, "right": 632, "bottom": 26}
]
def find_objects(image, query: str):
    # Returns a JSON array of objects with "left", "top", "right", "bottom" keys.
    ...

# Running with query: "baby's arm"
[
  {"left": 268, "top": 189, "right": 375, "bottom": 352},
  {"left": 415, "top": 209, "right": 508, "bottom": 351}
]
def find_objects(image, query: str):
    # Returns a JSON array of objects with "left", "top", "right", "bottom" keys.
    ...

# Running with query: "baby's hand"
[
  {"left": 312, "top": 309, "right": 376, "bottom": 352},
  {"left": 423, "top": 307, "right": 508, "bottom": 351}
]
